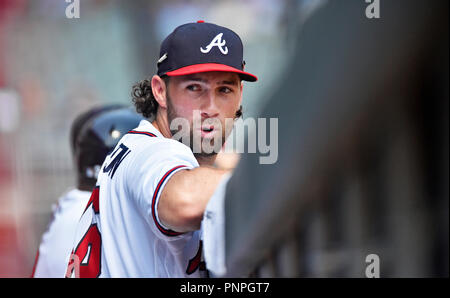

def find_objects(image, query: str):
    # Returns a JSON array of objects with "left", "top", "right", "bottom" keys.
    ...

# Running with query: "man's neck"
[
  {"left": 152, "top": 115, "right": 218, "bottom": 167},
  {"left": 194, "top": 154, "right": 218, "bottom": 167},
  {"left": 151, "top": 112, "right": 172, "bottom": 139}
]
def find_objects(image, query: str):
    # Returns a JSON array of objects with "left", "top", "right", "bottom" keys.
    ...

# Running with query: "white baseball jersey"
[
  {"left": 32, "top": 188, "right": 91, "bottom": 278},
  {"left": 67, "top": 120, "right": 207, "bottom": 278},
  {"left": 201, "top": 173, "right": 231, "bottom": 277}
]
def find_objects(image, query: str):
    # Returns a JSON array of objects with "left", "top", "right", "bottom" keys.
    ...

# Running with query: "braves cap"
[{"left": 156, "top": 20, "right": 257, "bottom": 82}]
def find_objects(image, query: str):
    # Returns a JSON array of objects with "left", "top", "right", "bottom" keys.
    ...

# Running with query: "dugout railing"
[{"left": 222, "top": 0, "right": 448, "bottom": 278}]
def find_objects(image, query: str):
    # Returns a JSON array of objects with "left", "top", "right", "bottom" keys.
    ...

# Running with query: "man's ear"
[{"left": 151, "top": 75, "right": 168, "bottom": 109}]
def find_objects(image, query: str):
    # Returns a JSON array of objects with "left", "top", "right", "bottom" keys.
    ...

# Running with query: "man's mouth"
[
  {"left": 202, "top": 126, "right": 214, "bottom": 132},
  {"left": 200, "top": 125, "right": 216, "bottom": 137}
]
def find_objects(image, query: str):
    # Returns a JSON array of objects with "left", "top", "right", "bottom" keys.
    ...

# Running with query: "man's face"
[{"left": 165, "top": 71, "right": 242, "bottom": 155}]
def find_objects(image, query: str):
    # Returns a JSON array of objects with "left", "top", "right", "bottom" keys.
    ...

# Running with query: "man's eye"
[
  {"left": 220, "top": 87, "right": 232, "bottom": 94},
  {"left": 187, "top": 85, "right": 200, "bottom": 91}
]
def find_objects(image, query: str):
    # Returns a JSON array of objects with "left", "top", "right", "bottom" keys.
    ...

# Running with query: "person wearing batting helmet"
[{"left": 32, "top": 105, "right": 143, "bottom": 277}]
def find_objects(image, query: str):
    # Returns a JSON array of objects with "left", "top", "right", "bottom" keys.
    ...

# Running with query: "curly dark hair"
[
  {"left": 131, "top": 76, "right": 243, "bottom": 119},
  {"left": 131, "top": 76, "right": 170, "bottom": 119}
]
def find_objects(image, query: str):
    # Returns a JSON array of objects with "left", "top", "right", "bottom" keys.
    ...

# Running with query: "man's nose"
[{"left": 200, "top": 92, "right": 219, "bottom": 119}]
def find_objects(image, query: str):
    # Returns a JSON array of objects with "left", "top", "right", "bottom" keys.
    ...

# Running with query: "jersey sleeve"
[{"left": 125, "top": 139, "right": 199, "bottom": 240}]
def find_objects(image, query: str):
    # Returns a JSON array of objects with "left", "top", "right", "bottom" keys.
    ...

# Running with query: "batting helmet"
[
  {"left": 73, "top": 106, "right": 144, "bottom": 191},
  {"left": 70, "top": 104, "right": 124, "bottom": 157}
]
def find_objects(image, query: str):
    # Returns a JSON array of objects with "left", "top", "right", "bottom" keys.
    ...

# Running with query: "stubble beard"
[{"left": 166, "top": 95, "right": 226, "bottom": 158}]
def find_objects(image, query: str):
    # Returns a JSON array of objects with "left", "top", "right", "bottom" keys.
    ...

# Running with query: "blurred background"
[{"left": 0, "top": 0, "right": 448, "bottom": 277}]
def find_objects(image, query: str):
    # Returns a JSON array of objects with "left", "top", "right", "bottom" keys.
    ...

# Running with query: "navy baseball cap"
[{"left": 156, "top": 20, "right": 257, "bottom": 82}]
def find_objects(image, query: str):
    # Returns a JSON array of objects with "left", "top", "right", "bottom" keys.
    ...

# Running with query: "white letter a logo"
[{"left": 200, "top": 33, "right": 228, "bottom": 55}]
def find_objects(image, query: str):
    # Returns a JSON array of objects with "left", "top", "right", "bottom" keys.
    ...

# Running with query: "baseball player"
[
  {"left": 32, "top": 106, "right": 143, "bottom": 277},
  {"left": 66, "top": 21, "right": 257, "bottom": 278}
]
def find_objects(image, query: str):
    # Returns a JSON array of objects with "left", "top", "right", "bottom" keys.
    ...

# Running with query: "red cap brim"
[{"left": 165, "top": 63, "right": 257, "bottom": 82}]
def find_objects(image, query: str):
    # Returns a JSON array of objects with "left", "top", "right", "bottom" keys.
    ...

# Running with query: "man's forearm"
[{"left": 158, "top": 166, "right": 230, "bottom": 232}]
